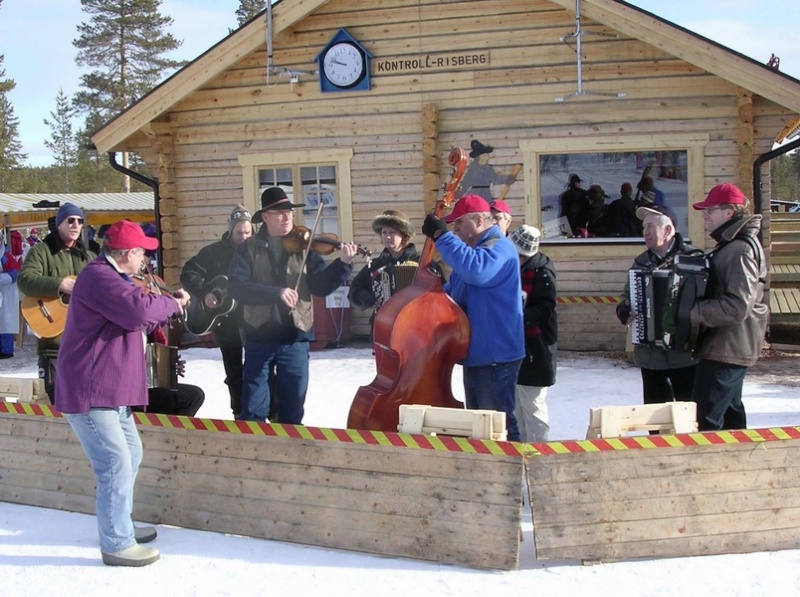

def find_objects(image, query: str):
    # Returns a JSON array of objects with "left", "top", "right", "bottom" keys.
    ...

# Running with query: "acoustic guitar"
[
  {"left": 21, "top": 275, "right": 76, "bottom": 339},
  {"left": 184, "top": 275, "right": 237, "bottom": 336}
]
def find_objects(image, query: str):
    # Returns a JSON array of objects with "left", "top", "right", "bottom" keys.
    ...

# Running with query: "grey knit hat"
[
  {"left": 228, "top": 204, "right": 252, "bottom": 232},
  {"left": 510, "top": 225, "right": 541, "bottom": 257},
  {"left": 371, "top": 209, "right": 414, "bottom": 239}
]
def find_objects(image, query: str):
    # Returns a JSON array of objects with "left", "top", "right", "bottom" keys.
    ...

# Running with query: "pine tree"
[
  {"left": 44, "top": 89, "right": 78, "bottom": 191},
  {"left": 0, "top": 0, "right": 28, "bottom": 190},
  {"left": 73, "top": 0, "right": 184, "bottom": 191},
  {"left": 236, "top": 0, "right": 267, "bottom": 27}
]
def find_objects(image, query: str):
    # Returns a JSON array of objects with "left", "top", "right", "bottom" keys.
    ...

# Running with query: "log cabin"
[{"left": 90, "top": 0, "right": 800, "bottom": 350}]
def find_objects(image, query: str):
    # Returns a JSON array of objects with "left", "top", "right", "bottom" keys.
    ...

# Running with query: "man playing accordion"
[{"left": 617, "top": 204, "right": 698, "bottom": 406}]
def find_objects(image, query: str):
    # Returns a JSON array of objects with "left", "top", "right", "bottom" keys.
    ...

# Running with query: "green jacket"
[{"left": 18, "top": 232, "right": 95, "bottom": 356}]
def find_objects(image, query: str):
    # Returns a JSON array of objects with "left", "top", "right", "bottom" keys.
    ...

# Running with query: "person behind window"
[
  {"left": 604, "top": 182, "right": 642, "bottom": 237},
  {"left": 616, "top": 205, "right": 697, "bottom": 408},
  {"left": 509, "top": 225, "right": 557, "bottom": 443},
  {"left": 558, "top": 173, "right": 589, "bottom": 237},
  {"left": 689, "top": 184, "right": 768, "bottom": 431},
  {"left": 228, "top": 187, "right": 358, "bottom": 424},
  {"left": 349, "top": 210, "right": 419, "bottom": 338},
  {"left": 586, "top": 184, "right": 610, "bottom": 237},
  {"left": 637, "top": 175, "right": 665, "bottom": 206}
]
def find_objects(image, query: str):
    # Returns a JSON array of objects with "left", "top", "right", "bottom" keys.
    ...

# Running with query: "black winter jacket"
[{"left": 517, "top": 252, "right": 557, "bottom": 387}]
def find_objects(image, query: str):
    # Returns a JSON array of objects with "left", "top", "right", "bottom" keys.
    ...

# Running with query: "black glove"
[
  {"left": 422, "top": 214, "right": 448, "bottom": 240},
  {"left": 615, "top": 299, "right": 631, "bottom": 325}
]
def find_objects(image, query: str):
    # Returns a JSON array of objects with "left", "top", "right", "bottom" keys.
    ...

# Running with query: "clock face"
[{"left": 322, "top": 42, "right": 365, "bottom": 88}]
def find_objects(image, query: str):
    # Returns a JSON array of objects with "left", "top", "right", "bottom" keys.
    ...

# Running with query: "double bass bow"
[{"left": 347, "top": 148, "right": 471, "bottom": 432}]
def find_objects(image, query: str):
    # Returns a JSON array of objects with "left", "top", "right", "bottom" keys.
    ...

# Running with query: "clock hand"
[{"left": 332, "top": 59, "right": 347, "bottom": 66}]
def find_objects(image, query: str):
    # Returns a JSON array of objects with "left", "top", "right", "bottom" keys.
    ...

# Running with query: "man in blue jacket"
[{"left": 423, "top": 194, "right": 525, "bottom": 441}]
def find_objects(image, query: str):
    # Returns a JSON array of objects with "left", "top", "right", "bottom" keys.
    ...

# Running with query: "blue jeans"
[
  {"left": 65, "top": 407, "right": 142, "bottom": 553},
  {"left": 241, "top": 340, "right": 309, "bottom": 424},
  {"left": 463, "top": 360, "right": 522, "bottom": 441}
]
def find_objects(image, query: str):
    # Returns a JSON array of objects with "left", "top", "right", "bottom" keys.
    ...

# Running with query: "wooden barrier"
[
  {"left": 0, "top": 406, "right": 523, "bottom": 570},
  {"left": 527, "top": 429, "right": 800, "bottom": 562}
]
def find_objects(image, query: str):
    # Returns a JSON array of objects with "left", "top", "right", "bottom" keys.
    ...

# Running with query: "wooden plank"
[
  {"left": 528, "top": 436, "right": 800, "bottom": 561},
  {"left": 0, "top": 412, "right": 523, "bottom": 570}
]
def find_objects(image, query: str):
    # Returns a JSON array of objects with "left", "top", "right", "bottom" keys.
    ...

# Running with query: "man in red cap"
[
  {"left": 689, "top": 183, "right": 768, "bottom": 431},
  {"left": 54, "top": 220, "right": 190, "bottom": 566},
  {"left": 489, "top": 199, "right": 512, "bottom": 236},
  {"left": 422, "top": 194, "right": 524, "bottom": 441}
]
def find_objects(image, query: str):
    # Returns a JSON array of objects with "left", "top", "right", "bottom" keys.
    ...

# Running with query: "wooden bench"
[
  {"left": 586, "top": 401, "right": 698, "bottom": 439},
  {"left": 398, "top": 404, "right": 507, "bottom": 441},
  {"left": 770, "top": 264, "right": 800, "bottom": 286},
  {"left": 0, "top": 378, "right": 48, "bottom": 404},
  {"left": 769, "top": 288, "right": 800, "bottom": 322}
]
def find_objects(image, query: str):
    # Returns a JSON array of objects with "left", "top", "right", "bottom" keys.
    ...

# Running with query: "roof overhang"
[{"left": 91, "top": 0, "right": 334, "bottom": 154}]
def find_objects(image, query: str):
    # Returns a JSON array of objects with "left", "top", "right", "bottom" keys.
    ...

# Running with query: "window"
[
  {"left": 239, "top": 149, "right": 354, "bottom": 244},
  {"left": 520, "top": 134, "right": 709, "bottom": 245}
]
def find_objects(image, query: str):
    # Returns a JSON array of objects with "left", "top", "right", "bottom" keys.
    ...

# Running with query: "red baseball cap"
[
  {"left": 104, "top": 220, "right": 159, "bottom": 251},
  {"left": 489, "top": 199, "right": 511, "bottom": 215},
  {"left": 692, "top": 183, "right": 747, "bottom": 210},
  {"left": 445, "top": 194, "right": 492, "bottom": 223}
]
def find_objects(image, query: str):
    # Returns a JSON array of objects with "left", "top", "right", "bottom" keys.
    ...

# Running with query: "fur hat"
[
  {"left": 371, "top": 210, "right": 414, "bottom": 239},
  {"left": 510, "top": 225, "right": 541, "bottom": 257}
]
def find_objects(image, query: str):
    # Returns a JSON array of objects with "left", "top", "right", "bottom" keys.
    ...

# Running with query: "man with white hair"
[
  {"left": 509, "top": 225, "right": 557, "bottom": 443},
  {"left": 616, "top": 204, "right": 698, "bottom": 406},
  {"left": 422, "top": 194, "right": 524, "bottom": 441}
]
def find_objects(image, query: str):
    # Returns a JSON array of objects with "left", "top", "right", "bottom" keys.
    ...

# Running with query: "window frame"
[
  {"left": 519, "top": 133, "right": 709, "bottom": 248},
  {"left": 238, "top": 148, "right": 355, "bottom": 242}
]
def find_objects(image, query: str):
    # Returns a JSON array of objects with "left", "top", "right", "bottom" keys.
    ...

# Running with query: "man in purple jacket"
[{"left": 55, "top": 220, "right": 189, "bottom": 567}]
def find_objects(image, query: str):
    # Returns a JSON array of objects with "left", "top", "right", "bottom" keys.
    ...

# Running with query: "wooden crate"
[
  {"left": 0, "top": 378, "right": 48, "bottom": 404},
  {"left": 398, "top": 404, "right": 507, "bottom": 440},
  {"left": 586, "top": 401, "right": 697, "bottom": 438}
]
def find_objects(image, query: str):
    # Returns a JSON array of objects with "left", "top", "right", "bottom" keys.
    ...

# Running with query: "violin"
[{"left": 282, "top": 226, "right": 371, "bottom": 258}]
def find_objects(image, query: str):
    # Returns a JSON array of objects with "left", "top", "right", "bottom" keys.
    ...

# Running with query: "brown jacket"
[{"left": 691, "top": 215, "right": 767, "bottom": 367}]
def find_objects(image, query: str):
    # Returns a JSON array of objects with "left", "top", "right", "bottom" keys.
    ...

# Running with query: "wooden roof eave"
[
  {"left": 548, "top": 0, "right": 800, "bottom": 114},
  {"left": 91, "top": 0, "right": 334, "bottom": 155}
]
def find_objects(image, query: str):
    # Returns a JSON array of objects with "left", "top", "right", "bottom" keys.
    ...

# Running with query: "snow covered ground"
[{"left": 1, "top": 343, "right": 800, "bottom": 595}]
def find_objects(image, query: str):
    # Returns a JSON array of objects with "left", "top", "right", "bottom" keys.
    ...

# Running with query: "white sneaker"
[{"left": 101, "top": 544, "right": 160, "bottom": 567}]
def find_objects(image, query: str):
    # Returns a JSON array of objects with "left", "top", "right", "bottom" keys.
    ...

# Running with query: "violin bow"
[{"left": 293, "top": 190, "right": 326, "bottom": 293}]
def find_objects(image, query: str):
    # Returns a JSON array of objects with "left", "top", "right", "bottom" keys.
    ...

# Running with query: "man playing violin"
[
  {"left": 18, "top": 203, "right": 96, "bottom": 402},
  {"left": 181, "top": 204, "right": 253, "bottom": 418},
  {"left": 228, "top": 187, "right": 358, "bottom": 425},
  {"left": 54, "top": 220, "right": 190, "bottom": 566}
]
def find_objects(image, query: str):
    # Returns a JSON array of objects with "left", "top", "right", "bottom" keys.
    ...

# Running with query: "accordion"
[{"left": 629, "top": 255, "right": 710, "bottom": 352}]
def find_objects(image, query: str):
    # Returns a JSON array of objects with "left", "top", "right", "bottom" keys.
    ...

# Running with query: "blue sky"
[{"left": 1, "top": 0, "right": 798, "bottom": 167}]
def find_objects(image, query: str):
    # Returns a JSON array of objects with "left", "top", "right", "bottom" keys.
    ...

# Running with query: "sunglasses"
[{"left": 67, "top": 217, "right": 84, "bottom": 225}]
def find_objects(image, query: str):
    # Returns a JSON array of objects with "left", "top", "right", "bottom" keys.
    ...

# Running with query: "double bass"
[{"left": 347, "top": 148, "right": 470, "bottom": 431}]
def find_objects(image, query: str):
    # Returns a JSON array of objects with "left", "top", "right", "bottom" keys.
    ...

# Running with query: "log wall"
[{"left": 118, "top": 0, "right": 795, "bottom": 344}]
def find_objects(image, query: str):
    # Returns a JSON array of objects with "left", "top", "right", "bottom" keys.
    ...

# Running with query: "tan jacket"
[{"left": 691, "top": 215, "right": 767, "bottom": 367}]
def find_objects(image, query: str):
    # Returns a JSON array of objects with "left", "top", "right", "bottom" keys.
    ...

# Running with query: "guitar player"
[
  {"left": 18, "top": 203, "right": 95, "bottom": 403},
  {"left": 180, "top": 205, "right": 253, "bottom": 418}
]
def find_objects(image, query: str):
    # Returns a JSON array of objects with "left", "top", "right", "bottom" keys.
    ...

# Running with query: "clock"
[{"left": 322, "top": 42, "right": 365, "bottom": 89}]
